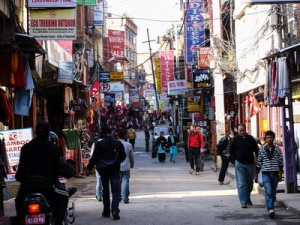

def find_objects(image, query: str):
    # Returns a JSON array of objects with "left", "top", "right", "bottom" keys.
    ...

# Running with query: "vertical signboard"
[
  {"left": 108, "top": 30, "right": 125, "bottom": 63},
  {"left": 160, "top": 50, "right": 174, "bottom": 93},
  {"left": 155, "top": 58, "right": 162, "bottom": 94},
  {"left": 184, "top": 0, "right": 205, "bottom": 64},
  {"left": 94, "top": 1, "right": 104, "bottom": 26}
]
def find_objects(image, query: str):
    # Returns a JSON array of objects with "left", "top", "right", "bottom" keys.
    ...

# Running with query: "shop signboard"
[
  {"left": 30, "top": 8, "right": 76, "bottom": 40},
  {"left": 184, "top": 0, "right": 205, "bottom": 64},
  {"left": 28, "top": 0, "right": 76, "bottom": 8},
  {"left": 192, "top": 68, "right": 211, "bottom": 89},
  {"left": 1, "top": 128, "right": 33, "bottom": 182},
  {"left": 94, "top": 2, "right": 104, "bottom": 26},
  {"left": 57, "top": 60, "right": 74, "bottom": 84},
  {"left": 98, "top": 71, "right": 110, "bottom": 82},
  {"left": 167, "top": 80, "right": 188, "bottom": 95}
]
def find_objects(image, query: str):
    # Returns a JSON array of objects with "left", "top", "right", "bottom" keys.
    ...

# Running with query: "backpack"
[{"left": 216, "top": 135, "right": 229, "bottom": 155}]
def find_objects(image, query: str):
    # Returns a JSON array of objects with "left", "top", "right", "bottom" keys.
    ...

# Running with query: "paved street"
[{"left": 3, "top": 130, "right": 300, "bottom": 224}]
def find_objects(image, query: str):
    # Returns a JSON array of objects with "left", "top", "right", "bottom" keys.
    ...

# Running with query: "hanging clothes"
[
  {"left": 14, "top": 57, "right": 35, "bottom": 116},
  {"left": 270, "top": 59, "right": 277, "bottom": 106},
  {"left": 13, "top": 50, "right": 26, "bottom": 88},
  {"left": 62, "top": 129, "right": 80, "bottom": 150},
  {"left": 0, "top": 88, "right": 13, "bottom": 126},
  {"left": 277, "top": 57, "right": 290, "bottom": 98}
]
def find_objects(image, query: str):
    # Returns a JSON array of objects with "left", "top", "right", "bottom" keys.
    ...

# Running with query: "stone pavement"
[
  {"left": 226, "top": 164, "right": 300, "bottom": 216},
  {"left": 1, "top": 130, "right": 300, "bottom": 224}
]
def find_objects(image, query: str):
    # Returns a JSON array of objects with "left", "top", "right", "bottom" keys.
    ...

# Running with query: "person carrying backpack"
[
  {"left": 187, "top": 124, "right": 204, "bottom": 175},
  {"left": 217, "top": 130, "right": 236, "bottom": 185}
]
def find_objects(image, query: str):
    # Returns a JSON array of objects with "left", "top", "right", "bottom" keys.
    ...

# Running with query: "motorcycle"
[{"left": 23, "top": 186, "right": 77, "bottom": 225}]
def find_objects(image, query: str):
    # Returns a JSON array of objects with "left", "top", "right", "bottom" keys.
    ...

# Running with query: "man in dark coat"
[
  {"left": 87, "top": 127, "right": 126, "bottom": 220},
  {"left": 15, "top": 122, "right": 60, "bottom": 224}
]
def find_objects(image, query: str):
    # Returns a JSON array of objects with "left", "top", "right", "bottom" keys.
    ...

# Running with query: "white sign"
[
  {"left": 168, "top": 80, "right": 188, "bottom": 95},
  {"left": 1, "top": 128, "right": 33, "bottom": 182},
  {"left": 143, "top": 89, "right": 155, "bottom": 100},
  {"left": 30, "top": 9, "right": 77, "bottom": 40},
  {"left": 28, "top": 0, "right": 76, "bottom": 8},
  {"left": 110, "top": 82, "right": 124, "bottom": 93},
  {"left": 100, "top": 82, "right": 110, "bottom": 92}
]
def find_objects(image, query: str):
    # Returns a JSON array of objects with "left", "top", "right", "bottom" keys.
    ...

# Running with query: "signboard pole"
[{"left": 143, "top": 29, "right": 159, "bottom": 112}]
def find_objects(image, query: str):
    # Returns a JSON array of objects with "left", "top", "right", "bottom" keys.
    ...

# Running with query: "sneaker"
[
  {"left": 124, "top": 200, "right": 129, "bottom": 204},
  {"left": 241, "top": 204, "right": 247, "bottom": 208},
  {"left": 269, "top": 209, "right": 275, "bottom": 218},
  {"left": 189, "top": 169, "right": 194, "bottom": 174},
  {"left": 247, "top": 198, "right": 253, "bottom": 206},
  {"left": 96, "top": 195, "right": 102, "bottom": 202},
  {"left": 195, "top": 172, "right": 200, "bottom": 175},
  {"left": 112, "top": 212, "right": 120, "bottom": 220},
  {"left": 219, "top": 181, "right": 230, "bottom": 185}
]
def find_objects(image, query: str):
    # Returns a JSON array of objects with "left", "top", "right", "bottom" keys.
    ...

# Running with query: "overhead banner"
[{"left": 29, "top": 9, "right": 77, "bottom": 40}]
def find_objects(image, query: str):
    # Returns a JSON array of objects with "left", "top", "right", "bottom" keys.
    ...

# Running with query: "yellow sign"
[
  {"left": 187, "top": 102, "right": 200, "bottom": 112},
  {"left": 155, "top": 58, "right": 162, "bottom": 94},
  {"left": 110, "top": 72, "right": 124, "bottom": 81}
]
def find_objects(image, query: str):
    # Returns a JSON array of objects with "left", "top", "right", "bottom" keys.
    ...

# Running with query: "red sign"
[
  {"left": 160, "top": 50, "right": 174, "bottom": 92},
  {"left": 108, "top": 30, "right": 125, "bottom": 63}
]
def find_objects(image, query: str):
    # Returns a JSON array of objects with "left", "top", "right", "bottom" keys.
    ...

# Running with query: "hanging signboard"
[
  {"left": 192, "top": 68, "right": 211, "bottom": 89},
  {"left": 57, "top": 61, "right": 74, "bottom": 84}
]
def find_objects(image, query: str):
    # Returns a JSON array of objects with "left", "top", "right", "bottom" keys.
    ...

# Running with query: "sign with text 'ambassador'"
[{"left": 29, "top": 9, "right": 76, "bottom": 40}]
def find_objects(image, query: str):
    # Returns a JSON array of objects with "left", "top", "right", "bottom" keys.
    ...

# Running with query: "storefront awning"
[
  {"left": 15, "top": 33, "right": 47, "bottom": 55},
  {"left": 262, "top": 42, "right": 300, "bottom": 60}
]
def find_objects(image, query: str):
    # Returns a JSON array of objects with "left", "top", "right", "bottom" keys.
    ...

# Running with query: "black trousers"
[{"left": 218, "top": 155, "right": 230, "bottom": 182}]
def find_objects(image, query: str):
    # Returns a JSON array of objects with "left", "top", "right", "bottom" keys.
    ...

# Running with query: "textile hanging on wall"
[
  {"left": 62, "top": 129, "right": 80, "bottom": 150},
  {"left": 14, "top": 57, "right": 35, "bottom": 116}
]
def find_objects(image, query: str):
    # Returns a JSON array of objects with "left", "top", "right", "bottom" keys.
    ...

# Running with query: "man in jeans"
[
  {"left": 255, "top": 130, "right": 283, "bottom": 218},
  {"left": 118, "top": 130, "right": 134, "bottom": 203},
  {"left": 230, "top": 123, "right": 259, "bottom": 208},
  {"left": 87, "top": 127, "right": 126, "bottom": 220}
]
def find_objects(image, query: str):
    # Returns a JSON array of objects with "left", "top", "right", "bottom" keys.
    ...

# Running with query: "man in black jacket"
[
  {"left": 15, "top": 122, "right": 60, "bottom": 224},
  {"left": 230, "top": 123, "right": 259, "bottom": 208},
  {"left": 87, "top": 127, "right": 126, "bottom": 220}
]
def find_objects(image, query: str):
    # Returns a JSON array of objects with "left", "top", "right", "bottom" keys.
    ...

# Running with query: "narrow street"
[
  {"left": 62, "top": 130, "right": 300, "bottom": 225},
  {"left": 3, "top": 130, "right": 300, "bottom": 224}
]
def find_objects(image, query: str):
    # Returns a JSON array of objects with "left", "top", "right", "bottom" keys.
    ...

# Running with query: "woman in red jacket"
[{"left": 187, "top": 124, "right": 204, "bottom": 175}]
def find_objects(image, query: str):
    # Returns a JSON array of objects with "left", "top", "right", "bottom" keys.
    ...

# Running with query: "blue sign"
[
  {"left": 98, "top": 71, "right": 110, "bottom": 82},
  {"left": 185, "top": 0, "right": 205, "bottom": 64},
  {"left": 57, "top": 61, "right": 74, "bottom": 84}
]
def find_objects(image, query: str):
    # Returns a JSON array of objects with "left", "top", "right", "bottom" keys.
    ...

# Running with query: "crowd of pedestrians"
[{"left": 85, "top": 120, "right": 282, "bottom": 221}]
